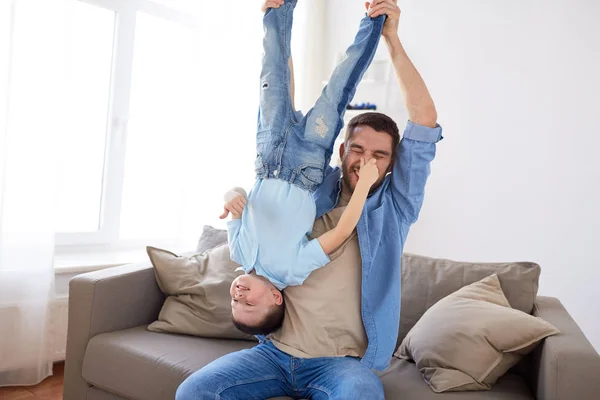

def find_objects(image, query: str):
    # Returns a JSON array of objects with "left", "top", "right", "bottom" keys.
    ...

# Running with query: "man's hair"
[
  {"left": 345, "top": 112, "right": 400, "bottom": 157},
  {"left": 232, "top": 301, "right": 285, "bottom": 336}
]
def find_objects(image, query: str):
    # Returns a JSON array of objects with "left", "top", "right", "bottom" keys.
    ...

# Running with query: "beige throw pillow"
[
  {"left": 398, "top": 254, "right": 541, "bottom": 347},
  {"left": 147, "top": 244, "right": 255, "bottom": 341},
  {"left": 395, "top": 274, "right": 559, "bottom": 392}
]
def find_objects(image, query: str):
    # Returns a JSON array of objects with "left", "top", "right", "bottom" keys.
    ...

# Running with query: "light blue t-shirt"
[{"left": 227, "top": 178, "right": 330, "bottom": 290}]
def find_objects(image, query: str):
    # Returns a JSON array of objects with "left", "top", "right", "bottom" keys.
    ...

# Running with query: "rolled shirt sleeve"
[{"left": 390, "top": 120, "right": 443, "bottom": 225}]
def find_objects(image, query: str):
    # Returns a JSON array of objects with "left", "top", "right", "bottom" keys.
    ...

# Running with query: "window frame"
[{"left": 54, "top": 0, "right": 198, "bottom": 248}]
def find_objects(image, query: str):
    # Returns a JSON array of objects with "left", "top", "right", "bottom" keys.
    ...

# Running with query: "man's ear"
[
  {"left": 271, "top": 289, "right": 283, "bottom": 306},
  {"left": 339, "top": 142, "right": 346, "bottom": 161}
]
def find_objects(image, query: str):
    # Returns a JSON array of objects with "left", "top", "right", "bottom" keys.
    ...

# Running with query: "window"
[
  {"left": 55, "top": 1, "right": 114, "bottom": 233},
  {"left": 120, "top": 13, "right": 200, "bottom": 240},
  {"left": 4, "top": 0, "right": 262, "bottom": 251}
]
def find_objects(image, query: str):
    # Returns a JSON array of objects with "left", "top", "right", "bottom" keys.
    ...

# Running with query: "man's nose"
[{"left": 234, "top": 291, "right": 244, "bottom": 299}]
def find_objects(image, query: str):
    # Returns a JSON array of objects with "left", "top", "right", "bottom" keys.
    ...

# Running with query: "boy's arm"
[
  {"left": 226, "top": 219, "right": 244, "bottom": 265},
  {"left": 317, "top": 159, "right": 378, "bottom": 254},
  {"left": 221, "top": 187, "right": 249, "bottom": 267},
  {"left": 219, "top": 188, "right": 247, "bottom": 220}
]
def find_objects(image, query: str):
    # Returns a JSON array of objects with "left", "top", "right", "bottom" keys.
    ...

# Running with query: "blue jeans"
[
  {"left": 256, "top": 0, "right": 385, "bottom": 192},
  {"left": 175, "top": 341, "right": 384, "bottom": 400}
]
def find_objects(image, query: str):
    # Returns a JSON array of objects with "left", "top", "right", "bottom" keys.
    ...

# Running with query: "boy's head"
[
  {"left": 230, "top": 273, "right": 284, "bottom": 335},
  {"left": 340, "top": 112, "right": 399, "bottom": 195}
]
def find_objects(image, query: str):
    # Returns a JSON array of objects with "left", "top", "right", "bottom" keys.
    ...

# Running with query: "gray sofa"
[{"left": 63, "top": 252, "right": 600, "bottom": 400}]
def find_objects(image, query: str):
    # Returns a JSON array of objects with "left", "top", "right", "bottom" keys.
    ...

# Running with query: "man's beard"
[{"left": 341, "top": 163, "right": 386, "bottom": 195}]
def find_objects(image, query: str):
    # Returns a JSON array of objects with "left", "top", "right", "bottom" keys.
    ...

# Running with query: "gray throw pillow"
[
  {"left": 398, "top": 253, "right": 541, "bottom": 347},
  {"left": 196, "top": 225, "right": 228, "bottom": 253}
]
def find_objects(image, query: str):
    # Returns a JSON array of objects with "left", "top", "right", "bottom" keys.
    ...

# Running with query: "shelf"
[{"left": 322, "top": 79, "right": 376, "bottom": 85}]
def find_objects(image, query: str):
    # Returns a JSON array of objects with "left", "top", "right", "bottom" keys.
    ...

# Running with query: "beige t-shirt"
[{"left": 270, "top": 193, "right": 368, "bottom": 358}]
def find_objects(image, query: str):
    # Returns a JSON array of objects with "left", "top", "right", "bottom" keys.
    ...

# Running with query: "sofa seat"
[
  {"left": 82, "top": 325, "right": 533, "bottom": 400},
  {"left": 82, "top": 325, "right": 256, "bottom": 400},
  {"left": 379, "top": 358, "right": 533, "bottom": 399}
]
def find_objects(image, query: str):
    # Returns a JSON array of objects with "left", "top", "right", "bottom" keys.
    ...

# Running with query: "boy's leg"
[
  {"left": 175, "top": 343, "right": 293, "bottom": 400},
  {"left": 257, "top": 0, "right": 298, "bottom": 142},
  {"left": 301, "top": 14, "right": 386, "bottom": 166}
]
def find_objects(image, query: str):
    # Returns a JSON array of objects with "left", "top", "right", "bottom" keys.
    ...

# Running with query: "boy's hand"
[
  {"left": 262, "top": 0, "right": 284, "bottom": 13},
  {"left": 220, "top": 195, "right": 247, "bottom": 220},
  {"left": 365, "top": 0, "right": 400, "bottom": 39},
  {"left": 357, "top": 158, "right": 379, "bottom": 187}
]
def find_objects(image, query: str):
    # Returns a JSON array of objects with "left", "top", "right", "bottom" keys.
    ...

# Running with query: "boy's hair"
[
  {"left": 232, "top": 302, "right": 285, "bottom": 336},
  {"left": 345, "top": 112, "right": 400, "bottom": 158}
]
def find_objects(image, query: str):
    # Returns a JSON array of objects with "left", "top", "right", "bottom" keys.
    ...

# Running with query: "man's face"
[{"left": 340, "top": 126, "right": 394, "bottom": 194}]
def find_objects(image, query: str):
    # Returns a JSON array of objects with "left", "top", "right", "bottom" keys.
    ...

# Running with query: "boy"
[{"left": 220, "top": 0, "right": 385, "bottom": 335}]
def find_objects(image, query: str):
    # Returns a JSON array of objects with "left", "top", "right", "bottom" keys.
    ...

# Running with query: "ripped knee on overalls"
[
  {"left": 315, "top": 115, "right": 328, "bottom": 139},
  {"left": 262, "top": 81, "right": 269, "bottom": 89}
]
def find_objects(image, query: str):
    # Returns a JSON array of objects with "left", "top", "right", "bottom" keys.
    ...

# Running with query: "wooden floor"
[{"left": 0, "top": 363, "right": 64, "bottom": 400}]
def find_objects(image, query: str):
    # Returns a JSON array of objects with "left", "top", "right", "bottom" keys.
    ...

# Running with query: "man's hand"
[
  {"left": 262, "top": 0, "right": 284, "bottom": 13},
  {"left": 357, "top": 158, "right": 380, "bottom": 188},
  {"left": 365, "top": 0, "right": 400, "bottom": 39},
  {"left": 219, "top": 195, "right": 247, "bottom": 220}
]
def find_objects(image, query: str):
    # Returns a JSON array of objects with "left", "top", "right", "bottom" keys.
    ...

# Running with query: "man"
[{"left": 176, "top": 0, "right": 442, "bottom": 398}]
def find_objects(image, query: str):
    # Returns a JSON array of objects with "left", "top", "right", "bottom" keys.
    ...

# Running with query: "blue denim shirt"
[{"left": 313, "top": 120, "right": 443, "bottom": 371}]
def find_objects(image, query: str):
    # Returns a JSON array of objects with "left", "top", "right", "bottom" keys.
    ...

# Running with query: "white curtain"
[
  {"left": 291, "top": 0, "right": 327, "bottom": 113},
  {"left": 0, "top": 0, "right": 317, "bottom": 386},
  {"left": 0, "top": 0, "right": 66, "bottom": 386}
]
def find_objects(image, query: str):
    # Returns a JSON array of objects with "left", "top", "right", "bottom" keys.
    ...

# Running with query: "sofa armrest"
[
  {"left": 530, "top": 296, "right": 600, "bottom": 400},
  {"left": 63, "top": 261, "right": 164, "bottom": 400}
]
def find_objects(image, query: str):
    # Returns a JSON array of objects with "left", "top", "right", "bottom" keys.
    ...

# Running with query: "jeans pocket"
[
  {"left": 255, "top": 154, "right": 266, "bottom": 176},
  {"left": 297, "top": 164, "right": 324, "bottom": 187},
  {"left": 256, "top": 129, "right": 271, "bottom": 155},
  {"left": 256, "top": 129, "right": 270, "bottom": 145}
]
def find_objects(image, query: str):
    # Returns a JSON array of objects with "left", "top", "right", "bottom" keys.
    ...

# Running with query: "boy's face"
[
  {"left": 230, "top": 273, "right": 282, "bottom": 326},
  {"left": 340, "top": 126, "right": 394, "bottom": 195}
]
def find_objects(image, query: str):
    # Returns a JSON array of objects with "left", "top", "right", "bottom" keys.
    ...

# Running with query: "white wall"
[
  {"left": 324, "top": 0, "right": 600, "bottom": 352},
  {"left": 323, "top": 1, "right": 410, "bottom": 125},
  {"left": 291, "top": 0, "right": 327, "bottom": 113}
]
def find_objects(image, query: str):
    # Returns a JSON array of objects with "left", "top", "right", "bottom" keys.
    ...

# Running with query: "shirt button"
[{"left": 273, "top": 170, "right": 279, "bottom": 177}]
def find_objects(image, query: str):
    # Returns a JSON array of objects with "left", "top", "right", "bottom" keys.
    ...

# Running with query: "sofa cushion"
[
  {"left": 87, "top": 387, "right": 129, "bottom": 400},
  {"left": 82, "top": 326, "right": 534, "bottom": 400},
  {"left": 82, "top": 326, "right": 256, "bottom": 400},
  {"left": 146, "top": 244, "right": 255, "bottom": 341},
  {"left": 196, "top": 225, "right": 228, "bottom": 253},
  {"left": 395, "top": 274, "right": 559, "bottom": 392},
  {"left": 378, "top": 358, "right": 534, "bottom": 400},
  {"left": 399, "top": 253, "right": 541, "bottom": 346}
]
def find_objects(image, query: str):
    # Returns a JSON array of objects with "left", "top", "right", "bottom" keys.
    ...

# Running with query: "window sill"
[
  {"left": 53, "top": 240, "right": 195, "bottom": 274},
  {"left": 53, "top": 248, "right": 147, "bottom": 274}
]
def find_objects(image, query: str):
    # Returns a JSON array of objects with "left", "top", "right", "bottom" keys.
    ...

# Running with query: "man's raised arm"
[
  {"left": 369, "top": 0, "right": 443, "bottom": 224},
  {"left": 368, "top": 0, "right": 437, "bottom": 127}
]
